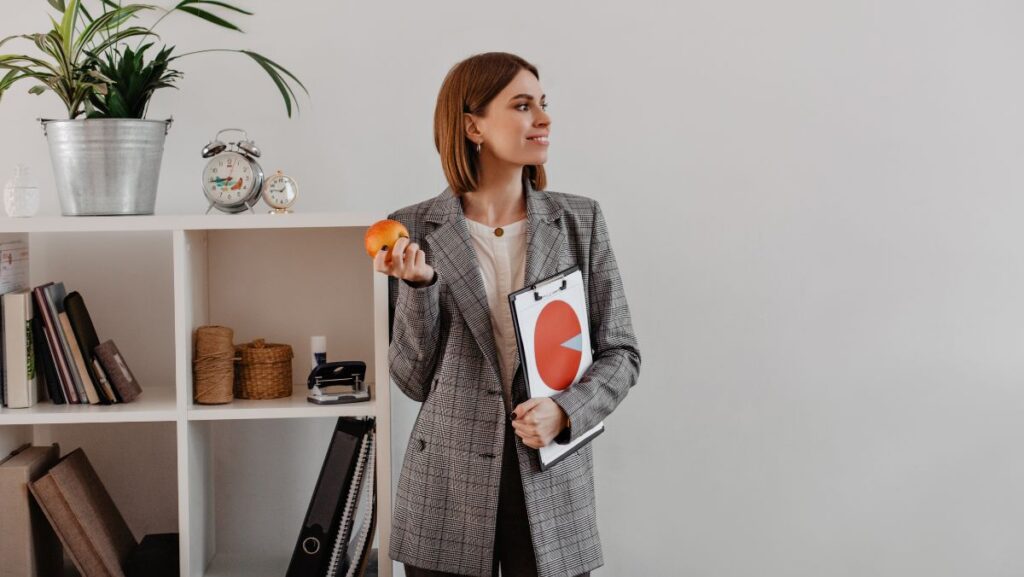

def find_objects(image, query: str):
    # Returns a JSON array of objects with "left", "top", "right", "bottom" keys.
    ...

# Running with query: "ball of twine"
[{"left": 193, "top": 325, "right": 235, "bottom": 405}]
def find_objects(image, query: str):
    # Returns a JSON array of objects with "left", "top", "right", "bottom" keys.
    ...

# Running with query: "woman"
[{"left": 376, "top": 52, "right": 641, "bottom": 577}]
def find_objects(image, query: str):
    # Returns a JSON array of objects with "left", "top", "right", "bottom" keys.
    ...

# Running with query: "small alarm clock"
[
  {"left": 201, "top": 129, "right": 265, "bottom": 214},
  {"left": 262, "top": 170, "right": 298, "bottom": 214}
]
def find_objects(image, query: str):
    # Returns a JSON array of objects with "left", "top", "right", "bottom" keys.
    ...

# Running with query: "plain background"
[{"left": 3, "top": 1, "right": 1024, "bottom": 575}]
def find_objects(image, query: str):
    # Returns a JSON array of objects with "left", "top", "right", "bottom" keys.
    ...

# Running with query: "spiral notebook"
[{"left": 508, "top": 265, "right": 604, "bottom": 471}]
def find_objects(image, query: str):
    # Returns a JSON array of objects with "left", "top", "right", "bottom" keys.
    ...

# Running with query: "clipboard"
[{"left": 508, "top": 265, "right": 604, "bottom": 471}]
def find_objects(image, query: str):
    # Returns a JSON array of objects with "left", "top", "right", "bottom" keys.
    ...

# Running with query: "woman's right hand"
[{"left": 373, "top": 236, "right": 436, "bottom": 286}]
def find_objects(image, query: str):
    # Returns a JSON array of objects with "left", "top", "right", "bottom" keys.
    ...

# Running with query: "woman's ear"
[{"left": 463, "top": 113, "right": 483, "bottom": 145}]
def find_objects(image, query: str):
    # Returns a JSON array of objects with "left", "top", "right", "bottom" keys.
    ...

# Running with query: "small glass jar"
[{"left": 3, "top": 164, "right": 40, "bottom": 218}]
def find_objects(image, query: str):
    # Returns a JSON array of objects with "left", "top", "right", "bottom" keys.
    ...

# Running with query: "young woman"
[{"left": 375, "top": 52, "right": 641, "bottom": 577}]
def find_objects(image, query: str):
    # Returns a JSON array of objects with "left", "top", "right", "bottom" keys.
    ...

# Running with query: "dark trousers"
[{"left": 404, "top": 421, "right": 591, "bottom": 577}]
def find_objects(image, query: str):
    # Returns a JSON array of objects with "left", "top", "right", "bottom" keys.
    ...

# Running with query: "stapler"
[{"left": 307, "top": 361, "right": 370, "bottom": 405}]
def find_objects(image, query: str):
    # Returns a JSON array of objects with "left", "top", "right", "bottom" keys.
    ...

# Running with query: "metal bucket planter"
[{"left": 41, "top": 118, "right": 172, "bottom": 216}]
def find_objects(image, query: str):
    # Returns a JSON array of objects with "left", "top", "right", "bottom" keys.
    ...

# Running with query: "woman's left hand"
[{"left": 511, "top": 398, "right": 569, "bottom": 449}]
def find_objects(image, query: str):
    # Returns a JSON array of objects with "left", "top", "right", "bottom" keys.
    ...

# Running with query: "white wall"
[{"left": 3, "top": 1, "right": 1024, "bottom": 576}]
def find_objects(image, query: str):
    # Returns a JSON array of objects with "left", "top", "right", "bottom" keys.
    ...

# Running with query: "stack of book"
[
  {"left": 0, "top": 240, "right": 143, "bottom": 408},
  {"left": 0, "top": 444, "right": 179, "bottom": 577}
]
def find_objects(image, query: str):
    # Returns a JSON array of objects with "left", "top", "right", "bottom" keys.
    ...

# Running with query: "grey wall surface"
[{"left": 3, "top": 1, "right": 1023, "bottom": 575}]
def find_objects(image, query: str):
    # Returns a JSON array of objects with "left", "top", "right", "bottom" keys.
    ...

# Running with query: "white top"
[{"left": 465, "top": 216, "right": 528, "bottom": 410}]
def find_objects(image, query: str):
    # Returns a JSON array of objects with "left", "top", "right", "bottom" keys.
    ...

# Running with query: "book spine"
[{"left": 3, "top": 292, "right": 37, "bottom": 408}]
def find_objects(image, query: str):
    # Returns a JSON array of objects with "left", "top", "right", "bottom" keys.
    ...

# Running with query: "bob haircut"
[{"left": 434, "top": 52, "right": 547, "bottom": 196}]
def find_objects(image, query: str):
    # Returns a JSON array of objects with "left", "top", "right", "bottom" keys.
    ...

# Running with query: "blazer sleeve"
[
  {"left": 387, "top": 211, "right": 442, "bottom": 403},
  {"left": 552, "top": 200, "right": 642, "bottom": 443}
]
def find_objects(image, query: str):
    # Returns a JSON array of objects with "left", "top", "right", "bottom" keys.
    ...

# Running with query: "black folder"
[
  {"left": 64, "top": 291, "right": 115, "bottom": 404},
  {"left": 286, "top": 417, "right": 374, "bottom": 577}
]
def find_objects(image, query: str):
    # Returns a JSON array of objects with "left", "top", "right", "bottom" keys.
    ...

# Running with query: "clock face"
[
  {"left": 263, "top": 174, "right": 297, "bottom": 208},
  {"left": 203, "top": 152, "right": 258, "bottom": 205}
]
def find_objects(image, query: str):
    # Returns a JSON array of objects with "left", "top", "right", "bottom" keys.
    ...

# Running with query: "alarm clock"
[
  {"left": 262, "top": 170, "right": 298, "bottom": 214},
  {"left": 201, "top": 129, "right": 265, "bottom": 214}
]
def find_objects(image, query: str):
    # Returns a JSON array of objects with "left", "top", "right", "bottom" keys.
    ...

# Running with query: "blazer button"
[{"left": 418, "top": 439, "right": 425, "bottom": 451}]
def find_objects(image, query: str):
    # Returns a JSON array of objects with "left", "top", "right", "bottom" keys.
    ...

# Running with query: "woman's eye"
[{"left": 516, "top": 102, "right": 549, "bottom": 111}]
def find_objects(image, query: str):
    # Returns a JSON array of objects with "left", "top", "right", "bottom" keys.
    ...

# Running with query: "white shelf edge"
[
  {"left": 186, "top": 383, "right": 380, "bottom": 421},
  {"left": 0, "top": 211, "right": 383, "bottom": 233},
  {"left": 0, "top": 386, "right": 178, "bottom": 425}
]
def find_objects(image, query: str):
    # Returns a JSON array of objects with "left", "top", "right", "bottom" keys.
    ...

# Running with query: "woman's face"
[{"left": 467, "top": 68, "right": 551, "bottom": 167}]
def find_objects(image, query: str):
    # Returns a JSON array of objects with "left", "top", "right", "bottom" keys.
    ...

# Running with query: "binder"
[
  {"left": 508, "top": 265, "right": 604, "bottom": 471},
  {"left": 286, "top": 417, "right": 374, "bottom": 577}
]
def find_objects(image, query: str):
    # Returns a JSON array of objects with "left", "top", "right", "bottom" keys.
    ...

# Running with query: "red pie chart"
[{"left": 534, "top": 299, "right": 584, "bottom": 391}]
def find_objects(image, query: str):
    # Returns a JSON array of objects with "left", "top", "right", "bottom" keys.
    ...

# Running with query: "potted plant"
[{"left": 0, "top": 0, "right": 307, "bottom": 216}]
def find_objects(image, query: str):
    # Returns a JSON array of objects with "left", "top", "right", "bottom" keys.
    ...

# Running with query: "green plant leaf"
[
  {"left": 175, "top": 6, "right": 242, "bottom": 31},
  {"left": 58, "top": 0, "right": 80, "bottom": 58},
  {"left": 175, "top": 0, "right": 252, "bottom": 15},
  {"left": 47, "top": 0, "right": 66, "bottom": 13},
  {"left": 241, "top": 50, "right": 307, "bottom": 117},
  {"left": 29, "top": 85, "right": 47, "bottom": 95}
]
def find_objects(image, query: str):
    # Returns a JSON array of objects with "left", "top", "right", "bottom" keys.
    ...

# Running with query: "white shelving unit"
[{"left": 0, "top": 213, "right": 393, "bottom": 577}]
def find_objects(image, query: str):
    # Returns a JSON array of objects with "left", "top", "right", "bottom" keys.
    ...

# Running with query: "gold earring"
[{"left": 476, "top": 142, "right": 482, "bottom": 153}]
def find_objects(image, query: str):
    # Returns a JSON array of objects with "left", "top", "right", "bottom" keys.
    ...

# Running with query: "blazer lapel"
[{"left": 422, "top": 178, "right": 565, "bottom": 389}]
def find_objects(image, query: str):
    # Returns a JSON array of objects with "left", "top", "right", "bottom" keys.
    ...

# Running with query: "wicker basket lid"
[{"left": 235, "top": 339, "right": 293, "bottom": 363}]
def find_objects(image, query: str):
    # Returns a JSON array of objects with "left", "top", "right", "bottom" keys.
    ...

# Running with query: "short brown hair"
[{"left": 434, "top": 52, "right": 547, "bottom": 195}]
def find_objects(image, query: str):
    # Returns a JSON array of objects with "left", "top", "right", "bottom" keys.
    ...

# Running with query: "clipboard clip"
[{"left": 534, "top": 278, "right": 568, "bottom": 301}]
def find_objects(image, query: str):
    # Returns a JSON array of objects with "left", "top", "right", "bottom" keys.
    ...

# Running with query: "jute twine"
[{"left": 193, "top": 325, "right": 235, "bottom": 404}]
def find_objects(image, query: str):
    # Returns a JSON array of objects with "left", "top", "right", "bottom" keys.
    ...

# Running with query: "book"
[
  {"left": 32, "top": 284, "right": 77, "bottom": 404},
  {"left": 93, "top": 341, "right": 141, "bottom": 403},
  {"left": 31, "top": 313, "right": 65, "bottom": 405},
  {"left": 65, "top": 291, "right": 117, "bottom": 403},
  {"left": 42, "top": 283, "right": 89, "bottom": 404},
  {"left": 3, "top": 291, "right": 38, "bottom": 409},
  {"left": 0, "top": 443, "right": 62, "bottom": 577},
  {"left": 58, "top": 312, "right": 101, "bottom": 405},
  {"left": 0, "top": 240, "right": 29, "bottom": 408},
  {"left": 334, "top": 430, "right": 377, "bottom": 577},
  {"left": 28, "top": 448, "right": 137, "bottom": 577}
]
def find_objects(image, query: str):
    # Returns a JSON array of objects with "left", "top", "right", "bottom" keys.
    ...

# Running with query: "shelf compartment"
[
  {"left": 181, "top": 227, "right": 377, "bottom": 407},
  {"left": 0, "top": 386, "right": 177, "bottom": 425},
  {"left": 187, "top": 383, "right": 379, "bottom": 421},
  {"left": 185, "top": 417, "right": 369, "bottom": 576}
]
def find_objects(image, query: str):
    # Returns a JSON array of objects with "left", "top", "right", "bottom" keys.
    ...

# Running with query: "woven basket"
[{"left": 233, "top": 339, "right": 293, "bottom": 400}]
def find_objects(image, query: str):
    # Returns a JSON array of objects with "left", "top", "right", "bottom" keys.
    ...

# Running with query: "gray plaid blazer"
[{"left": 387, "top": 179, "right": 641, "bottom": 577}]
